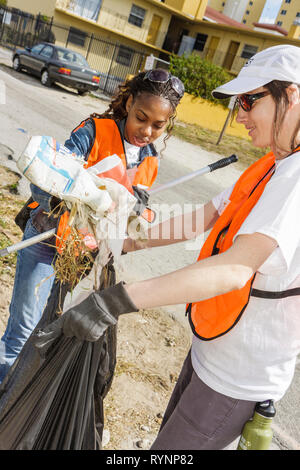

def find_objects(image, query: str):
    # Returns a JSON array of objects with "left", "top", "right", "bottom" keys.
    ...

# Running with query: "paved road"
[{"left": 0, "top": 46, "right": 299, "bottom": 450}]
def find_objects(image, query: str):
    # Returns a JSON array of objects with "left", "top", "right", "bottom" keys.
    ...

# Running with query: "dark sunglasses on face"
[
  {"left": 236, "top": 91, "right": 270, "bottom": 112},
  {"left": 144, "top": 69, "right": 185, "bottom": 98}
]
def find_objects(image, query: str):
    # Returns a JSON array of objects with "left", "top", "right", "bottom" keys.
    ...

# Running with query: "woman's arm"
[
  {"left": 64, "top": 119, "right": 94, "bottom": 158},
  {"left": 123, "top": 200, "right": 219, "bottom": 252},
  {"left": 125, "top": 232, "right": 278, "bottom": 309}
]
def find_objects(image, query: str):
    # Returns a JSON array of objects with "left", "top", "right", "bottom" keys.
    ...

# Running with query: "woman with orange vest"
[
  {"left": 50, "top": 45, "right": 300, "bottom": 449},
  {"left": 0, "top": 69, "right": 184, "bottom": 383}
]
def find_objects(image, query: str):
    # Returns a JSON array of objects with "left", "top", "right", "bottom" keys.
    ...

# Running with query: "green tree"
[
  {"left": 0, "top": 0, "right": 7, "bottom": 5},
  {"left": 170, "top": 53, "right": 232, "bottom": 107}
]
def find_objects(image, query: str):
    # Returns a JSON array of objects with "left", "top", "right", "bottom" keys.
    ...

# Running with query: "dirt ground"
[{"left": 0, "top": 164, "right": 192, "bottom": 451}]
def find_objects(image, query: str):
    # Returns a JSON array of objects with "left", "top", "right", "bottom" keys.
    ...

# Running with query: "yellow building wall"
[
  {"left": 207, "top": 0, "right": 225, "bottom": 12},
  {"left": 182, "top": 0, "right": 201, "bottom": 17},
  {"left": 188, "top": 21, "right": 299, "bottom": 74},
  {"left": 99, "top": 0, "right": 171, "bottom": 49},
  {"left": 288, "top": 24, "right": 300, "bottom": 40},
  {"left": 275, "top": 1, "right": 299, "bottom": 31},
  {"left": 53, "top": 10, "right": 156, "bottom": 79},
  {"left": 195, "top": 0, "right": 209, "bottom": 20},
  {"left": 164, "top": 0, "right": 185, "bottom": 12},
  {"left": 54, "top": 0, "right": 171, "bottom": 50},
  {"left": 164, "top": 0, "right": 208, "bottom": 18},
  {"left": 241, "top": 0, "right": 266, "bottom": 29},
  {"left": 176, "top": 93, "right": 250, "bottom": 139},
  {"left": 6, "top": 0, "right": 56, "bottom": 17}
]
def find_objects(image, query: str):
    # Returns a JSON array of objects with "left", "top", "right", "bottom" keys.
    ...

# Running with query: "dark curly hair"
[{"left": 90, "top": 70, "right": 183, "bottom": 151}]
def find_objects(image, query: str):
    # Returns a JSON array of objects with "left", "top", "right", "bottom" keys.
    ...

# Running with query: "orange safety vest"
[
  {"left": 56, "top": 118, "right": 159, "bottom": 249},
  {"left": 186, "top": 151, "right": 276, "bottom": 341},
  {"left": 75, "top": 117, "right": 159, "bottom": 189}
]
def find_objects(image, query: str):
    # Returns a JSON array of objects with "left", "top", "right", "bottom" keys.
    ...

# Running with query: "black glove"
[
  {"left": 51, "top": 282, "right": 138, "bottom": 342},
  {"left": 132, "top": 186, "right": 150, "bottom": 216},
  {"left": 49, "top": 196, "right": 65, "bottom": 215}
]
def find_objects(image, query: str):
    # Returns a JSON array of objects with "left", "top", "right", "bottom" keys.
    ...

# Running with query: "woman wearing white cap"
[{"left": 42, "top": 45, "right": 300, "bottom": 449}]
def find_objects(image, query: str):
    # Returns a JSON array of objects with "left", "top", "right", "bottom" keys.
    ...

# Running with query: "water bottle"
[{"left": 237, "top": 400, "right": 276, "bottom": 450}]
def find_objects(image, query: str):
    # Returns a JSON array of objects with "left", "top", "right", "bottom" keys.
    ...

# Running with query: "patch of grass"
[
  {"left": 0, "top": 218, "right": 7, "bottom": 228},
  {"left": 0, "top": 233, "right": 18, "bottom": 275},
  {"left": 5, "top": 182, "right": 18, "bottom": 194},
  {"left": 172, "top": 121, "right": 269, "bottom": 170},
  {"left": 0, "top": 164, "right": 25, "bottom": 276}
]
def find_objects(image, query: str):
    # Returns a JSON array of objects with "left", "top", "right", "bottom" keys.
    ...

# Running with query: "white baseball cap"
[{"left": 212, "top": 44, "right": 300, "bottom": 99}]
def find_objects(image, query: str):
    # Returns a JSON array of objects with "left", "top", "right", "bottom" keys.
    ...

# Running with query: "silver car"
[{"left": 12, "top": 42, "right": 101, "bottom": 95}]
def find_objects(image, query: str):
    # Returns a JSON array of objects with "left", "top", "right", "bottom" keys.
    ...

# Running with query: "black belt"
[{"left": 251, "top": 288, "right": 300, "bottom": 299}]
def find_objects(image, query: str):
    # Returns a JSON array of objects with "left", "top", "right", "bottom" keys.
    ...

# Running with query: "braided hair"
[{"left": 90, "top": 70, "right": 182, "bottom": 149}]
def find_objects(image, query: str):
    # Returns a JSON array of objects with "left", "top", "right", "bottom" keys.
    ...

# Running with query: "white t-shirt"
[
  {"left": 191, "top": 151, "right": 300, "bottom": 402},
  {"left": 124, "top": 139, "right": 140, "bottom": 167}
]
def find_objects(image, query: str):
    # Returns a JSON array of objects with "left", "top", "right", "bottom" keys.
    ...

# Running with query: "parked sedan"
[{"left": 12, "top": 42, "right": 101, "bottom": 95}]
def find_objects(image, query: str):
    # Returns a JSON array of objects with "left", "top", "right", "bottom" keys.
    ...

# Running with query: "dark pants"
[{"left": 151, "top": 350, "right": 256, "bottom": 450}]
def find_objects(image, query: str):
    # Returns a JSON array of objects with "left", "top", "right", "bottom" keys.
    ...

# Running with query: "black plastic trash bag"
[{"left": 0, "top": 262, "right": 117, "bottom": 450}]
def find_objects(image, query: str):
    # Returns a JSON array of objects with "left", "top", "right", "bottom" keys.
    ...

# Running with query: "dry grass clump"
[
  {"left": 54, "top": 226, "right": 95, "bottom": 290},
  {"left": 47, "top": 202, "right": 96, "bottom": 295}
]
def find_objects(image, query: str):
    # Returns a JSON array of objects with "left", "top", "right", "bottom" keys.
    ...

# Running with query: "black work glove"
[
  {"left": 132, "top": 186, "right": 150, "bottom": 216},
  {"left": 50, "top": 196, "right": 65, "bottom": 215},
  {"left": 41, "top": 282, "right": 138, "bottom": 343}
]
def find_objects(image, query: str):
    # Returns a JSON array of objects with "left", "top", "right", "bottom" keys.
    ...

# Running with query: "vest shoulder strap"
[{"left": 251, "top": 288, "right": 300, "bottom": 299}]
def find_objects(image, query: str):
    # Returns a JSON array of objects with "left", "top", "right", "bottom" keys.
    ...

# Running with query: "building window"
[
  {"left": 281, "top": 10, "right": 287, "bottom": 15},
  {"left": 243, "top": 19, "right": 247, "bottom": 23},
  {"left": 241, "top": 44, "right": 258, "bottom": 60},
  {"left": 245, "top": 10, "right": 250, "bottom": 15},
  {"left": 285, "top": 0, "right": 291, "bottom": 3},
  {"left": 128, "top": 4, "right": 146, "bottom": 27},
  {"left": 277, "top": 21, "right": 283, "bottom": 26},
  {"left": 116, "top": 45, "right": 134, "bottom": 66},
  {"left": 249, "top": 1, "right": 253, "bottom": 5},
  {"left": 193, "top": 33, "right": 208, "bottom": 51},
  {"left": 67, "top": 27, "right": 87, "bottom": 47},
  {"left": 297, "top": 12, "right": 300, "bottom": 17}
]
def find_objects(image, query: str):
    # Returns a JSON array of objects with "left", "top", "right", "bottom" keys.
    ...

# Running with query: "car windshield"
[{"left": 56, "top": 48, "right": 89, "bottom": 67}]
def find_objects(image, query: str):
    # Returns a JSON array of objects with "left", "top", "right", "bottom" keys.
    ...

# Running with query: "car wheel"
[
  {"left": 13, "top": 56, "right": 21, "bottom": 72},
  {"left": 40, "top": 69, "right": 52, "bottom": 87}
]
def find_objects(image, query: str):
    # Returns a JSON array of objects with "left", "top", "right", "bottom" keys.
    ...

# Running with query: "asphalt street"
[{"left": 0, "top": 45, "right": 299, "bottom": 451}]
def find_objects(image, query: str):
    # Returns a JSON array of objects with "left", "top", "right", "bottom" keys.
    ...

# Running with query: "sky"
[{"left": 259, "top": 0, "right": 282, "bottom": 24}]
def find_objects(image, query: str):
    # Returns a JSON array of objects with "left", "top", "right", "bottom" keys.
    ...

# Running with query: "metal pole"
[
  {"left": 216, "top": 96, "right": 236, "bottom": 145},
  {"left": 149, "top": 154, "right": 237, "bottom": 194},
  {"left": 216, "top": 108, "right": 233, "bottom": 146},
  {"left": 85, "top": 32, "right": 94, "bottom": 61},
  {"left": 0, "top": 228, "right": 56, "bottom": 257},
  {"left": 103, "top": 42, "right": 117, "bottom": 94}
]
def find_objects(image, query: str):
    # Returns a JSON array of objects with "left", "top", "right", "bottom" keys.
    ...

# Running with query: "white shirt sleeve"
[{"left": 236, "top": 156, "right": 300, "bottom": 272}]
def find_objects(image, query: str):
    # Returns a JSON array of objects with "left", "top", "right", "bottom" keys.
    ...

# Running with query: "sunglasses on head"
[
  {"left": 236, "top": 91, "right": 270, "bottom": 112},
  {"left": 144, "top": 69, "right": 185, "bottom": 98}
]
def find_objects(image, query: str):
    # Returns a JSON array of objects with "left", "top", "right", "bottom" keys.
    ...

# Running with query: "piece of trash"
[{"left": 17, "top": 128, "right": 27, "bottom": 134}]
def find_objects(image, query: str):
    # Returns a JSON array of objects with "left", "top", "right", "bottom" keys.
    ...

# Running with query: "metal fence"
[{"left": 0, "top": 5, "right": 147, "bottom": 95}]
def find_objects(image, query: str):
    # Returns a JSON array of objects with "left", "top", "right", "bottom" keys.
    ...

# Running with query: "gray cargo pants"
[{"left": 151, "top": 350, "right": 256, "bottom": 450}]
